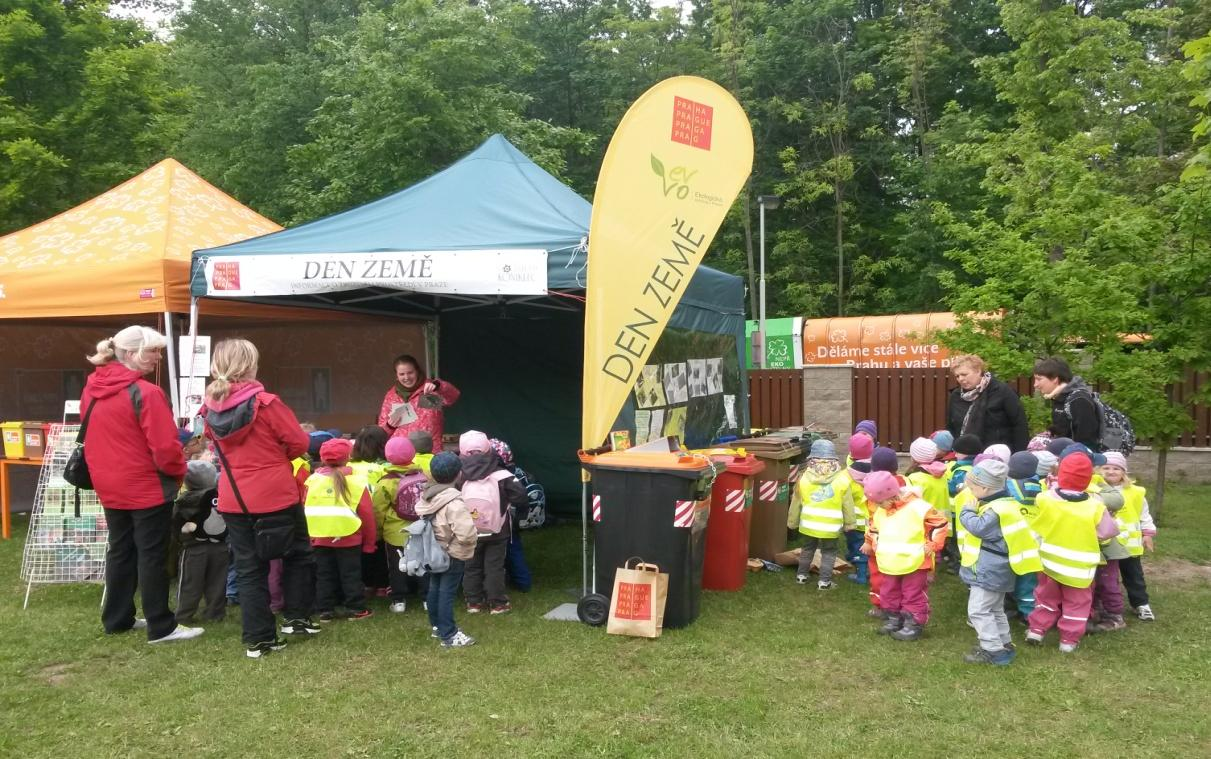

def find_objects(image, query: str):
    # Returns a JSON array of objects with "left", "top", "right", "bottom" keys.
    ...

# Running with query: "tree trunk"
[
  {"left": 1152, "top": 446, "right": 1167, "bottom": 521},
  {"left": 835, "top": 178, "right": 845, "bottom": 316}
]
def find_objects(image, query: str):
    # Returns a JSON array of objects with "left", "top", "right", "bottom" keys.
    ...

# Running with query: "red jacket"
[
  {"left": 201, "top": 381, "right": 309, "bottom": 515},
  {"left": 303, "top": 468, "right": 378, "bottom": 551},
  {"left": 81, "top": 363, "right": 187, "bottom": 510},
  {"left": 377, "top": 378, "right": 460, "bottom": 444}
]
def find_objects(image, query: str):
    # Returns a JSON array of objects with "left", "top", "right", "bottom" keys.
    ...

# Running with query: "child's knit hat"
[
  {"left": 848, "top": 433, "right": 874, "bottom": 461},
  {"left": 854, "top": 419, "right": 878, "bottom": 440},
  {"left": 1057, "top": 453, "right": 1093, "bottom": 492},
  {"left": 1034, "top": 451, "right": 1058, "bottom": 478},
  {"left": 1046, "top": 437, "right": 1075, "bottom": 457},
  {"left": 953, "top": 434, "right": 983, "bottom": 456},
  {"left": 1060, "top": 442, "right": 1106, "bottom": 467},
  {"left": 863, "top": 470, "right": 900, "bottom": 502},
  {"left": 1102, "top": 451, "right": 1128, "bottom": 472},
  {"left": 930, "top": 430, "right": 954, "bottom": 453},
  {"left": 407, "top": 429, "right": 434, "bottom": 454},
  {"left": 809, "top": 439, "right": 838, "bottom": 460},
  {"left": 1007, "top": 451, "right": 1039, "bottom": 480},
  {"left": 870, "top": 446, "right": 899, "bottom": 474},
  {"left": 909, "top": 437, "right": 938, "bottom": 464},
  {"left": 1027, "top": 434, "right": 1052, "bottom": 452},
  {"left": 459, "top": 430, "right": 490, "bottom": 456},
  {"left": 184, "top": 460, "right": 218, "bottom": 491},
  {"left": 319, "top": 438, "right": 354, "bottom": 466},
  {"left": 429, "top": 451, "right": 462, "bottom": 484},
  {"left": 385, "top": 436, "right": 416, "bottom": 466},
  {"left": 308, "top": 430, "right": 335, "bottom": 458},
  {"left": 968, "top": 460, "right": 1008, "bottom": 491},
  {"left": 983, "top": 444, "right": 1011, "bottom": 465},
  {"left": 489, "top": 438, "right": 514, "bottom": 467}
]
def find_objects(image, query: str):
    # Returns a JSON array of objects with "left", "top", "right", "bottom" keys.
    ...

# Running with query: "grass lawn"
[{"left": 2, "top": 484, "right": 1209, "bottom": 758}]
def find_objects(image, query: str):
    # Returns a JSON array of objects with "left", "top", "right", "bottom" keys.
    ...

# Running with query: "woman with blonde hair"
[
  {"left": 945, "top": 354, "right": 1029, "bottom": 453},
  {"left": 81, "top": 325, "right": 199, "bottom": 644},
  {"left": 200, "top": 338, "right": 314, "bottom": 658}
]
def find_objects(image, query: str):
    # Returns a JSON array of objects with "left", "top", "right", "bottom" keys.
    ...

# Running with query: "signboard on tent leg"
[{"left": 581, "top": 77, "right": 754, "bottom": 452}]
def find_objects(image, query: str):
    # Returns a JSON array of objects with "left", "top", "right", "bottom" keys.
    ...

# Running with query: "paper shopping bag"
[{"left": 606, "top": 558, "right": 669, "bottom": 638}]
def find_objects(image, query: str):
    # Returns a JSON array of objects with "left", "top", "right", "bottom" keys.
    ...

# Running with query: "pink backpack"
[
  {"left": 462, "top": 470, "right": 513, "bottom": 534},
  {"left": 382, "top": 471, "right": 427, "bottom": 522}
]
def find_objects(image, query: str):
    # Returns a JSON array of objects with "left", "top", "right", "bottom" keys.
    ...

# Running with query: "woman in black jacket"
[{"left": 945, "top": 354, "right": 1030, "bottom": 452}]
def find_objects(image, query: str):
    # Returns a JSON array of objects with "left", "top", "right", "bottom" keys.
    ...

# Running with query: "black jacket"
[
  {"left": 172, "top": 487, "right": 226, "bottom": 544},
  {"left": 946, "top": 376, "right": 1030, "bottom": 452},
  {"left": 1047, "top": 377, "right": 1102, "bottom": 449}
]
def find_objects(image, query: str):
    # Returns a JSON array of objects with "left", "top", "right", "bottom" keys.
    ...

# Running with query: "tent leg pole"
[
  {"left": 163, "top": 311, "right": 181, "bottom": 422},
  {"left": 581, "top": 481, "right": 589, "bottom": 596}
]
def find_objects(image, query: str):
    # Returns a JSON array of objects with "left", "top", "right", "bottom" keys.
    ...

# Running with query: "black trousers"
[
  {"left": 176, "top": 541, "right": 230, "bottom": 622},
  {"left": 361, "top": 540, "right": 390, "bottom": 589},
  {"left": 102, "top": 502, "right": 176, "bottom": 640},
  {"left": 315, "top": 545, "right": 367, "bottom": 612},
  {"left": 225, "top": 504, "right": 316, "bottom": 646},
  {"left": 1118, "top": 556, "right": 1150, "bottom": 607},
  {"left": 464, "top": 530, "right": 509, "bottom": 607},
  {"left": 387, "top": 544, "right": 429, "bottom": 602}
]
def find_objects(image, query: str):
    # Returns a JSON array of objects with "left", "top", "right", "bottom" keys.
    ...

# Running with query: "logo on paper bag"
[
  {"left": 671, "top": 96, "right": 713, "bottom": 150},
  {"left": 213, "top": 261, "right": 242, "bottom": 291},
  {"left": 614, "top": 581, "right": 653, "bottom": 621}
]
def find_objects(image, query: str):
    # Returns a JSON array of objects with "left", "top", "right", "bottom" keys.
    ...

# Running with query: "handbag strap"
[
  {"left": 75, "top": 398, "right": 99, "bottom": 444},
  {"left": 211, "top": 440, "right": 251, "bottom": 515}
]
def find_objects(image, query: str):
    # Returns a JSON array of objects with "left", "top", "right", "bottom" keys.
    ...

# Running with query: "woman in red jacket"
[
  {"left": 81, "top": 326, "right": 199, "bottom": 644},
  {"left": 377, "top": 354, "right": 460, "bottom": 444},
  {"left": 201, "top": 338, "right": 315, "bottom": 658}
]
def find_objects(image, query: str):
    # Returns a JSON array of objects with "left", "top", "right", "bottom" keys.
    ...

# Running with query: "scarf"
[
  {"left": 917, "top": 460, "right": 949, "bottom": 478},
  {"left": 959, "top": 372, "right": 993, "bottom": 437}
]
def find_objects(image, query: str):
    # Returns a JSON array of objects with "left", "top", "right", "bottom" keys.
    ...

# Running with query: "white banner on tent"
[{"left": 200, "top": 249, "right": 549, "bottom": 297}]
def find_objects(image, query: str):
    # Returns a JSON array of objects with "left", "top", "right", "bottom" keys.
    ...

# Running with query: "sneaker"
[
  {"left": 1003, "top": 642, "right": 1017, "bottom": 653},
  {"left": 466, "top": 603, "right": 486, "bottom": 614},
  {"left": 348, "top": 609, "right": 374, "bottom": 620},
  {"left": 890, "top": 618, "right": 924, "bottom": 641},
  {"left": 132, "top": 618, "right": 148, "bottom": 631},
  {"left": 441, "top": 631, "right": 477, "bottom": 648},
  {"left": 489, "top": 602, "right": 512, "bottom": 615},
  {"left": 795, "top": 574, "right": 809, "bottom": 585},
  {"left": 246, "top": 637, "right": 288, "bottom": 659},
  {"left": 817, "top": 581, "right": 834, "bottom": 590},
  {"left": 1059, "top": 641, "right": 1078, "bottom": 654},
  {"left": 1094, "top": 613, "right": 1126, "bottom": 633},
  {"left": 431, "top": 626, "right": 440, "bottom": 639},
  {"left": 281, "top": 618, "right": 321, "bottom": 635},
  {"left": 877, "top": 612, "right": 905, "bottom": 636},
  {"left": 1025, "top": 630, "right": 1045, "bottom": 646},
  {"left": 316, "top": 611, "right": 336, "bottom": 622},
  {"left": 389, "top": 601, "right": 408, "bottom": 614},
  {"left": 423, "top": 601, "right": 429, "bottom": 611},
  {"left": 149, "top": 625, "right": 204, "bottom": 644},
  {"left": 964, "top": 647, "right": 1016, "bottom": 666},
  {"left": 1136, "top": 604, "right": 1156, "bottom": 621}
]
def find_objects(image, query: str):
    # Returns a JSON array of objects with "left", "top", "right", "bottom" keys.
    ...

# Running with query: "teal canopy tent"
[{"left": 190, "top": 134, "right": 747, "bottom": 505}]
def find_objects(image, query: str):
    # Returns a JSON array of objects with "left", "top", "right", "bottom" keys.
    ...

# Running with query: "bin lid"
[
  {"left": 730, "top": 436, "right": 808, "bottom": 460},
  {"left": 708, "top": 453, "right": 766, "bottom": 476},
  {"left": 580, "top": 451, "right": 714, "bottom": 478}
]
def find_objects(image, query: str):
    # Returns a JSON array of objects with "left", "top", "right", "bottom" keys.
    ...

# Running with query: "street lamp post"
[{"left": 756, "top": 194, "right": 782, "bottom": 369}]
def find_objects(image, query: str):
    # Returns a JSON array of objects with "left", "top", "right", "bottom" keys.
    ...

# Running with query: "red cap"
[
  {"left": 319, "top": 438, "right": 354, "bottom": 466},
  {"left": 1057, "top": 453, "right": 1093, "bottom": 491}
]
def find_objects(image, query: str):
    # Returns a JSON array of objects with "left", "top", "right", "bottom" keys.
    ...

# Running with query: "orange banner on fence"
[
  {"left": 802, "top": 312, "right": 957, "bottom": 368},
  {"left": 581, "top": 77, "right": 753, "bottom": 450}
]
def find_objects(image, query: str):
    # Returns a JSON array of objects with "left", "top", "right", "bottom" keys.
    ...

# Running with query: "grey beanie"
[
  {"left": 968, "top": 459, "right": 1009, "bottom": 492},
  {"left": 184, "top": 460, "right": 218, "bottom": 491},
  {"left": 1008, "top": 451, "right": 1039, "bottom": 480},
  {"left": 407, "top": 429, "right": 435, "bottom": 454},
  {"left": 808, "top": 439, "right": 838, "bottom": 460}
]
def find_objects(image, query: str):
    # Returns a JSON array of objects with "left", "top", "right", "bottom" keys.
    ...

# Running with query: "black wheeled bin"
[{"left": 583, "top": 451, "right": 715, "bottom": 629}]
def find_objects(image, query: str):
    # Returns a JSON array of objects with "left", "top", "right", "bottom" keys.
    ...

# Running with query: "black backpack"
[{"left": 1065, "top": 389, "right": 1136, "bottom": 455}]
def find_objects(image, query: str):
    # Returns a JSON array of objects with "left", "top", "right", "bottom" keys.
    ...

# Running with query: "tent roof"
[
  {"left": 191, "top": 134, "right": 742, "bottom": 316},
  {"left": 0, "top": 159, "right": 282, "bottom": 318}
]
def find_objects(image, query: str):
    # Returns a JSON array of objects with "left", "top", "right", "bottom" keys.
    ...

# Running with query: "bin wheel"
[{"left": 577, "top": 593, "right": 610, "bottom": 626}]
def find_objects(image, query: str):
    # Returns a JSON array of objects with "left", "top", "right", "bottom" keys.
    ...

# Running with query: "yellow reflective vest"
[
  {"left": 1118, "top": 484, "right": 1147, "bottom": 557},
  {"left": 1033, "top": 490, "right": 1106, "bottom": 588},
  {"left": 304, "top": 471, "right": 369, "bottom": 539},
  {"left": 873, "top": 497, "right": 931, "bottom": 576},
  {"left": 797, "top": 472, "right": 846, "bottom": 539},
  {"left": 908, "top": 470, "right": 949, "bottom": 516},
  {"left": 839, "top": 470, "right": 867, "bottom": 530},
  {"left": 951, "top": 487, "right": 976, "bottom": 548},
  {"left": 958, "top": 496, "right": 1043, "bottom": 575}
]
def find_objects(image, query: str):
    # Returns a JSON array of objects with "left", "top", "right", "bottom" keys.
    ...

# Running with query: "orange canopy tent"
[{"left": 0, "top": 158, "right": 289, "bottom": 319}]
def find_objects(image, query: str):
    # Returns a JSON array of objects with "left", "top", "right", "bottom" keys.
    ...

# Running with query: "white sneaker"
[
  {"left": 431, "top": 626, "right": 440, "bottom": 639},
  {"left": 1058, "top": 642, "right": 1078, "bottom": 654},
  {"left": 132, "top": 619, "right": 147, "bottom": 631},
  {"left": 817, "top": 581, "right": 834, "bottom": 590},
  {"left": 441, "top": 631, "right": 476, "bottom": 648},
  {"left": 1136, "top": 604, "right": 1155, "bottom": 621},
  {"left": 796, "top": 574, "right": 809, "bottom": 585},
  {"left": 149, "top": 625, "right": 204, "bottom": 644},
  {"left": 423, "top": 601, "right": 429, "bottom": 611},
  {"left": 1025, "top": 630, "right": 1044, "bottom": 645},
  {"left": 389, "top": 601, "right": 408, "bottom": 614}
]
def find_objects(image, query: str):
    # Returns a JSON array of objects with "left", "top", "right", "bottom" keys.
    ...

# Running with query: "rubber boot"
[
  {"left": 877, "top": 611, "right": 905, "bottom": 635},
  {"left": 848, "top": 556, "right": 869, "bottom": 585},
  {"left": 1094, "top": 613, "right": 1126, "bottom": 633},
  {"left": 891, "top": 616, "right": 924, "bottom": 641}
]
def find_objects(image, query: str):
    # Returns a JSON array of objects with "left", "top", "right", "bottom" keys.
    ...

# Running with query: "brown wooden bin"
[{"left": 732, "top": 431, "right": 813, "bottom": 561}]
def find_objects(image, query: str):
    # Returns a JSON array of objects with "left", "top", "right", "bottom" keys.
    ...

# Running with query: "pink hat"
[
  {"left": 1102, "top": 451, "right": 1128, "bottom": 472},
  {"left": 459, "top": 430, "right": 490, "bottom": 456},
  {"left": 848, "top": 432, "right": 874, "bottom": 461},
  {"left": 909, "top": 437, "right": 938, "bottom": 464},
  {"left": 385, "top": 436, "right": 415, "bottom": 466},
  {"left": 863, "top": 470, "right": 900, "bottom": 502},
  {"left": 983, "top": 444, "right": 1011, "bottom": 465}
]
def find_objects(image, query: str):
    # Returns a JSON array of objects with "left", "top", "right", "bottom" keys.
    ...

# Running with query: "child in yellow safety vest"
[
  {"left": 944, "top": 434, "right": 983, "bottom": 572},
  {"left": 791, "top": 439, "right": 856, "bottom": 590},
  {"left": 843, "top": 433, "right": 874, "bottom": 586},
  {"left": 304, "top": 438, "right": 378, "bottom": 620},
  {"left": 378, "top": 436, "right": 431, "bottom": 614},
  {"left": 1025, "top": 453, "right": 1120, "bottom": 653},
  {"left": 350, "top": 425, "right": 390, "bottom": 596},
  {"left": 958, "top": 460, "right": 1043, "bottom": 666},
  {"left": 1098, "top": 451, "right": 1157, "bottom": 622},
  {"left": 906, "top": 437, "right": 950, "bottom": 531},
  {"left": 408, "top": 429, "right": 436, "bottom": 477},
  {"left": 862, "top": 470, "right": 949, "bottom": 641}
]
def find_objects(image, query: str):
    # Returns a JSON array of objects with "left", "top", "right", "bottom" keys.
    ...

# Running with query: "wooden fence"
[{"left": 749, "top": 367, "right": 1211, "bottom": 449}]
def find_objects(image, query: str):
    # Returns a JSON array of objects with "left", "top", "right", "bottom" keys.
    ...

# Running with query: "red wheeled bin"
[{"left": 702, "top": 454, "right": 765, "bottom": 591}]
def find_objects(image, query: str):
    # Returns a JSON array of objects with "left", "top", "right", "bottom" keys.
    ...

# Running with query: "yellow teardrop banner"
[{"left": 582, "top": 76, "right": 754, "bottom": 451}]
